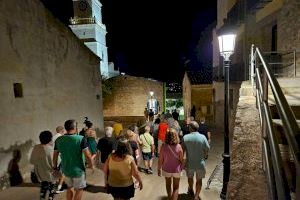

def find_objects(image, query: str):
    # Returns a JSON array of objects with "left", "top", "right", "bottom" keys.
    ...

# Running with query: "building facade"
[
  {"left": 213, "top": 0, "right": 300, "bottom": 81},
  {"left": 0, "top": 0, "right": 104, "bottom": 184},
  {"left": 182, "top": 71, "right": 214, "bottom": 126},
  {"left": 70, "top": 0, "right": 119, "bottom": 78}
]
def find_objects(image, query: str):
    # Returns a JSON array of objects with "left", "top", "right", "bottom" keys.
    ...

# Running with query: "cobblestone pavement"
[{"left": 0, "top": 132, "right": 224, "bottom": 200}]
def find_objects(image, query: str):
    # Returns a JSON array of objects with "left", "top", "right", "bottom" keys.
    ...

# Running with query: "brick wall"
[{"left": 103, "top": 75, "right": 164, "bottom": 117}]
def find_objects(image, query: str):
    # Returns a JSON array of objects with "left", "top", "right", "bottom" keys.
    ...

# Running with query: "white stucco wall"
[{"left": 0, "top": 0, "right": 104, "bottom": 178}]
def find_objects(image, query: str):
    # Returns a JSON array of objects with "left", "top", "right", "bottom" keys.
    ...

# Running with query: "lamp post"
[{"left": 218, "top": 32, "right": 236, "bottom": 199}]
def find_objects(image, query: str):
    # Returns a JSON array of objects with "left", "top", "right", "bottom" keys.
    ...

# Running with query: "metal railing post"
[
  {"left": 294, "top": 50, "right": 296, "bottom": 77},
  {"left": 251, "top": 44, "right": 255, "bottom": 88}
]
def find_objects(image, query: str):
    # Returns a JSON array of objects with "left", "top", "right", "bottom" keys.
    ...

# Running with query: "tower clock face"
[{"left": 78, "top": 0, "right": 88, "bottom": 11}]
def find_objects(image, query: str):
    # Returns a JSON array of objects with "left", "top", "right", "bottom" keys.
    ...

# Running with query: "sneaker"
[
  {"left": 146, "top": 169, "right": 153, "bottom": 174},
  {"left": 54, "top": 189, "right": 64, "bottom": 194}
]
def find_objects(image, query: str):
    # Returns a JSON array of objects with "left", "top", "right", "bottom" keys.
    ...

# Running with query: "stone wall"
[
  {"left": 0, "top": 0, "right": 104, "bottom": 179},
  {"left": 227, "top": 96, "right": 267, "bottom": 199},
  {"left": 278, "top": 0, "right": 300, "bottom": 77},
  {"left": 103, "top": 75, "right": 164, "bottom": 117}
]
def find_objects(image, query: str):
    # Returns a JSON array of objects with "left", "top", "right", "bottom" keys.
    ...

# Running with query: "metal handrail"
[{"left": 251, "top": 44, "right": 300, "bottom": 200}]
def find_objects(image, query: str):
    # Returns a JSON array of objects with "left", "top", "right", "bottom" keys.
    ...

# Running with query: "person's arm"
[
  {"left": 151, "top": 137, "right": 155, "bottom": 156},
  {"left": 53, "top": 150, "right": 59, "bottom": 169},
  {"left": 81, "top": 137, "right": 93, "bottom": 168},
  {"left": 53, "top": 142, "right": 59, "bottom": 169},
  {"left": 207, "top": 131, "right": 211, "bottom": 144},
  {"left": 157, "top": 144, "right": 164, "bottom": 176},
  {"left": 131, "top": 160, "right": 143, "bottom": 190}
]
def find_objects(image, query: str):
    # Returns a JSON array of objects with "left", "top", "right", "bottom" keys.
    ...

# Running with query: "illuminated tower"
[{"left": 69, "top": 0, "right": 109, "bottom": 77}]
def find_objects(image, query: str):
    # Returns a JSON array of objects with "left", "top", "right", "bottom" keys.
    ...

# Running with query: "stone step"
[{"left": 240, "top": 78, "right": 300, "bottom": 97}]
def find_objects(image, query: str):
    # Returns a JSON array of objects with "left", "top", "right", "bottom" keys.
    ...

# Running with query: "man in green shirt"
[{"left": 53, "top": 119, "right": 93, "bottom": 200}]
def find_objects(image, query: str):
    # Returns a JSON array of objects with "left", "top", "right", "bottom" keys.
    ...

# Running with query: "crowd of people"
[{"left": 8, "top": 111, "right": 211, "bottom": 200}]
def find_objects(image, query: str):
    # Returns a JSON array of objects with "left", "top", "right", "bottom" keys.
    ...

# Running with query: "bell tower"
[{"left": 70, "top": 0, "right": 109, "bottom": 77}]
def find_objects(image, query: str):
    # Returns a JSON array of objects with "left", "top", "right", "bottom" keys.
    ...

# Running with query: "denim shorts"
[
  {"left": 142, "top": 152, "right": 153, "bottom": 160},
  {"left": 65, "top": 174, "right": 86, "bottom": 189},
  {"left": 186, "top": 169, "right": 206, "bottom": 179}
]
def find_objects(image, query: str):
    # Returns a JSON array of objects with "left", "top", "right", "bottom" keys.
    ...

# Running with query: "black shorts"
[
  {"left": 107, "top": 184, "right": 135, "bottom": 199},
  {"left": 142, "top": 152, "right": 153, "bottom": 160}
]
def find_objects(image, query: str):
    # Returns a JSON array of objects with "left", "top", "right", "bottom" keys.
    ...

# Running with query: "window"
[
  {"left": 13, "top": 83, "right": 23, "bottom": 98},
  {"left": 272, "top": 24, "right": 277, "bottom": 51}
]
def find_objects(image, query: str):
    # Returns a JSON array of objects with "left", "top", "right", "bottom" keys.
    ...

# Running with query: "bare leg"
[
  {"left": 58, "top": 175, "right": 65, "bottom": 190},
  {"left": 144, "top": 160, "right": 149, "bottom": 169},
  {"left": 74, "top": 189, "right": 84, "bottom": 200},
  {"left": 165, "top": 177, "right": 172, "bottom": 200},
  {"left": 171, "top": 178, "right": 180, "bottom": 200},
  {"left": 194, "top": 179, "right": 202, "bottom": 200},
  {"left": 149, "top": 158, "right": 153, "bottom": 169},
  {"left": 66, "top": 188, "right": 73, "bottom": 200},
  {"left": 188, "top": 177, "right": 194, "bottom": 195}
]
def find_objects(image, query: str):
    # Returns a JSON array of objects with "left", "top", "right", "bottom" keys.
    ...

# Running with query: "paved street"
[{"left": 0, "top": 132, "right": 224, "bottom": 200}]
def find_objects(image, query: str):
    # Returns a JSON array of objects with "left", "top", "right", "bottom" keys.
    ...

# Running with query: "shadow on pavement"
[
  {"left": 85, "top": 184, "right": 107, "bottom": 193},
  {"left": 159, "top": 194, "right": 193, "bottom": 200},
  {"left": 14, "top": 182, "right": 39, "bottom": 187},
  {"left": 178, "top": 193, "right": 193, "bottom": 200}
]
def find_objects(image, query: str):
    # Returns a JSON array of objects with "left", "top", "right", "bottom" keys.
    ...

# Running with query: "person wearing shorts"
[
  {"left": 182, "top": 121, "right": 209, "bottom": 200},
  {"left": 140, "top": 126, "right": 155, "bottom": 174},
  {"left": 158, "top": 128, "right": 183, "bottom": 200},
  {"left": 53, "top": 119, "right": 93, "bottom": 200}
]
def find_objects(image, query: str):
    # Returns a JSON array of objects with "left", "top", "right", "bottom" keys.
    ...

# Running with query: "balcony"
[{"left": 70, "top": 17, "right": 95, "bottom": 25}]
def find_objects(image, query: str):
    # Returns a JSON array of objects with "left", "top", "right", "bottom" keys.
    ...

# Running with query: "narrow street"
[{"left": 0, "top": 131, "right": 224, "bottom": 200}]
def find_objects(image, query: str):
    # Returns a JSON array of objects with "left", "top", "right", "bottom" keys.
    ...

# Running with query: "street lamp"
[{"left": 218, "top": 31, "right": 236, "bottom": 199}]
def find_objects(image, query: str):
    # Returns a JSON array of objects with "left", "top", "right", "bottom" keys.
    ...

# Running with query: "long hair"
[
  {"left": 165, "top": 128, "right": 179, "bottom": 145},
  {"left": 114, "top": 139, "right": 133, "bottom": 158}
]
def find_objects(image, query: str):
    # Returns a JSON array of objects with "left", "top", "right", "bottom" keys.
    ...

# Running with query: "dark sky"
[{"left": 42, "top": 0, "right": 217, "bottom": 82}]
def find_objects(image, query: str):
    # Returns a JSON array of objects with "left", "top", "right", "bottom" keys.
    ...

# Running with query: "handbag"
[
  {"left": 30, "top": 169, "right": 39, "bottom": 184},
  {"left": 166, "top": 144, "right": 185, "bottom": 170}
]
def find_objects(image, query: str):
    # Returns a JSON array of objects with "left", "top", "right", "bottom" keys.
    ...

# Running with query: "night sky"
[{"left": 42, "top": 0, "right": 217, "bottom": 82}]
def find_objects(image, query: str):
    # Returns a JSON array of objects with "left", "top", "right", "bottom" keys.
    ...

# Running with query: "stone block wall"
[
  {"left": 278, "top": 0, "right": 300, "bottom": 77},
  {"left": 103, "top": 75, "right": 164, "bottom": 117},
  {"left": 0, "top": 0, "right": 104, "bottom": 180}
]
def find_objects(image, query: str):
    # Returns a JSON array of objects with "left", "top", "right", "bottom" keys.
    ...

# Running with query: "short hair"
[
  {"left": 114, "top": 139, "right": 132, "bottom": 158},
  {"left": 189, "top": 121, "right": 199, "bottom": 131},
  {"left": 105, "top": 126, "right": 113, "bottom": 137},
  {"left": 188, "top": 116, "right": 195, "bottom": 121},
  {"left": 39, "top": 130, "right": 53, "bottom": 144},
  {"left": 165, "top": 128, "right": 179, "bottom": 145},
  {"left": 13, "top": 149, "right": 21, "bottom": 159},
  {"left": 56, "top": 126, "right": 64, "bottom": 133},
  {"left": 85, "top": 121, "right": 93, "bottom": 128},
  {"left": 64, "top": 119, "right": 77, "bottom": 131},
  {"left": 154, "top": 118, "right": 161, "bottom": 124},
  {"left": 145, "top": 125, "right": 150, "bottom": 132}
]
